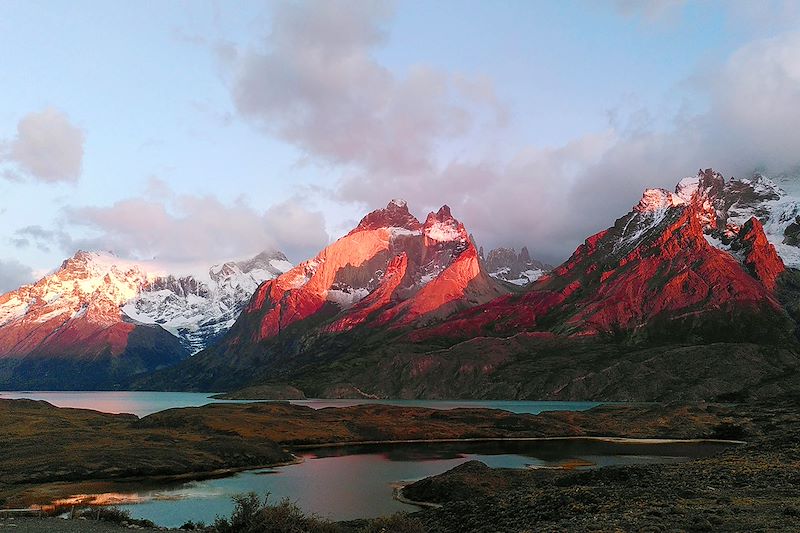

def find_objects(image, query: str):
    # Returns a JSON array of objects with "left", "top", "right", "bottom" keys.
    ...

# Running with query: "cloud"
[
  {"left": 0, "top": 259, "right": 34, "bottom": 294},
  {"left": 701, "top": 31, "right": 800, "bottom": 171},
  {"left": 10, "top": 225, "right": 71, "bottom": 253},
  {"left": 58, "top": 184, "right": 328, "bottom": 264},
  {"left": 334, "top": 30, "right": 800, "bottom": 264},
  {"left": 1, "top": 108, "right": 85, "bottom": 183},
  {"left": 214, "top": 2, "right": 800, "bottom": 265},
  {"left": 227, "top": 0, "right": 504, "bottom": 178}
]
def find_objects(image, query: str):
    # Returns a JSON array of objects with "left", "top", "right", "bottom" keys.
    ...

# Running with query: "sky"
[{"left": 2, "top": 0, "right": 800, "bottom": 291}]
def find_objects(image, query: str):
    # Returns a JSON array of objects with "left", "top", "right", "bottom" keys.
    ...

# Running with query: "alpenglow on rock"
[
  {"left": 675, "top": 168, "right": 800, "bottom": 268},
  {"left": 0, "top": 249, "right": 292, "bottom": 389}
]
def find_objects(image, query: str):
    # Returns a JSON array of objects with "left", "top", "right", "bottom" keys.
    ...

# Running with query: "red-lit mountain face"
[
  {"left": 0, "top": 252, "right": 188, "bottom": 389},
  {"left": 0, "top": 250, "right": 292, "bottom": 390},
  {"left": 229, "top": 200, "right": 504, "bottom": 341},
  {"left": 140, "top": 175, "right": 800, "bottom": 400},
  {"left": 415, "top": 184, "right": 789, "bottom": 344},
  {"left": 143, "top": 201, "right": 508, "bottom": 390}
]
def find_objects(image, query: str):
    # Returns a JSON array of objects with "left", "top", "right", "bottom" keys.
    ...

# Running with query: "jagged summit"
[
  {"left": 484, "top": 246, "right": 551, "bottom": 286},
  {"left": 423, "top": 205, "right": 467, "bottom": 244},
  {"left": 199, "top": 200, "right": 507, "bottom": 353},
  {"left": 635, "top": 188, "right": 685, "bottom": 212},
  {"left": 0, "top": 248, "right": 294, "bottom": 372},
  {"left": 352, "top": 199, "right": 422, "bottom": 234},
  {"left": 672, "top": 168, "right": 800, "bottom": 267}
]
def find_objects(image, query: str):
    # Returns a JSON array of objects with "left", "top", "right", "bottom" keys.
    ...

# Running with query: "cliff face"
[
  {"left": 138, "top": 176, "right": 799, "bottom": 399},
  {"left": 143, "top": 200, "right": 508, "bottom": 391},
  {"left": 413, "top": 187, "right": 787, "bottom": 345}
]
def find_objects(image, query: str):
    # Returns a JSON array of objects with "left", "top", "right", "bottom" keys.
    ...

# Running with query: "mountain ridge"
[{"left": 0, "top": 249, "right": 292, "bottom": 389}]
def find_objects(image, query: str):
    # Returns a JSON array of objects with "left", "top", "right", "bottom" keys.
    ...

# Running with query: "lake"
[
  {"left": 56, "top": 439, "right": 734, "bottom": 528},
  {"left": 0, "top": 390, "right": 603, "bottom": 416}
]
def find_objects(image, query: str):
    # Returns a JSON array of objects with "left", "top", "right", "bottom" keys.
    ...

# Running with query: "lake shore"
[
  {"left": 2, "top": 396, "right": 792, "bottom": 531},
  {"left": 399, "top": 394, "right": 800, "bottom": 532},
  {"left": 0, "top": 399, "right": 730, "bottom": 508}
]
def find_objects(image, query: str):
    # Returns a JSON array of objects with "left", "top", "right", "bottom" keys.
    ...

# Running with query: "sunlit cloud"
[{"left": 0, "top": 108, "right": 85, "bottom": 183}]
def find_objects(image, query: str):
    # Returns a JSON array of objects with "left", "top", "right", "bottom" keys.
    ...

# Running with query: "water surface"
[
  {"left": 92, "top": 439, "right": 732, "bottom": 527},
  {"left": 0, "top": 391, "right": 602, "bottom": 416}
]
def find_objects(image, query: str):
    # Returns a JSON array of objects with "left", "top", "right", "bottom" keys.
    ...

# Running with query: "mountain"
[
  {"left": 481, "top": 246, "right": 551, "bottom": 286},
  {"left": 140, "top": 200, "right": 509, "bottom": 391},
  {"left": 0, "top": 250, "right": 291, "bottom": 389},
  {"left": 674, "top": 168, "right": 800, "bottom": 270},
  {"left": 124, "top": 251, "right": 292, "bottom": 352},
  {"left": 419, "top": 185, "right": 788, "bottom": 343},
  {"left": 144, "top": 173, "right": 800, "bottom": 401}
]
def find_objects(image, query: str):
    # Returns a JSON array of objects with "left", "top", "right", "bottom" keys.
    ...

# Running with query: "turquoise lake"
[{"left": 0, "top": 390, "right": 603, "bottom": 416}]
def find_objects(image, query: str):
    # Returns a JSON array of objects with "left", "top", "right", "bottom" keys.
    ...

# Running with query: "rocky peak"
[
  {"left": 238, "top": 250, "right": 290, "bottom": 272},
  {"left": 423, "top": 205, "right": 467, "bottom": 243},
  {"left": 635, "top": 189, "right": 685, "bottom": 213},
  {"left": 484, "top": 246, "right": 551, "bottom": 286},
  {"left": 0, "top": 249, "right": 292, "bottom": 356},
  {"left": 730, "top": 217, "right": 785, "bottom": 290},
  {"left": 352, "top": 199, "right": 421, "bottom": 233}
]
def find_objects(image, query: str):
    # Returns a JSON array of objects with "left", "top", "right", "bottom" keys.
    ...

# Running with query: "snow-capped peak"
[
  {"left": 424, "top": 205, "right": 467, "bottom": 243},
  {"left": 0, "top": 249, "right": 292, "bottom": 354},
  {"left": 389, "top": 198, "right": 407, "bottom": 208},
  {"left": 635, "top": 189, "right": 685, "bottom": 213}
]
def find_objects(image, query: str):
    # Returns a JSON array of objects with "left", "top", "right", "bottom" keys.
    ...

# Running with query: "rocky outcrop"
[
  {"left": 730, "top": 217, "right": 785, "bottom": 290},
  {"left": 483, "top": 246, "right": 551, "bottom": 286}
]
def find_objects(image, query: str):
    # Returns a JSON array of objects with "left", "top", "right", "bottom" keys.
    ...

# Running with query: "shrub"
[
  {"left": 180, "top": 520, "right": 208, "bottom": 530},
  {"left": 357, "top": 513, "right": 426, "bottom": 533},
  {"left": 211, "top": 492, "right": 338, "bottom": 533},
  {"left": 77, "top": 507, "right": 157, "bottom": 528}
]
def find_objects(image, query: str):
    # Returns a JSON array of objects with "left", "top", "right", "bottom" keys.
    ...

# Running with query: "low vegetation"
[{"left": 177, "top": 492, "right": 423, "bottom": 533}]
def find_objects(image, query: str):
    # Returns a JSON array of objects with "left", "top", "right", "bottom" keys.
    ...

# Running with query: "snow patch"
[
  {"left": 326, "top": 287, "right": 370, "bottom": 309},
  {"left": 635, "top": 189, "right": 685, "bottom": 212},
  {"left": 675, "top": 176, "right": 700, "bottom": 204},
  {"left": 425, "top": 220, "right": 463, "bottom": 242},
  {"left": 389, "top": 227, "right": 422, "bottom": 239}
]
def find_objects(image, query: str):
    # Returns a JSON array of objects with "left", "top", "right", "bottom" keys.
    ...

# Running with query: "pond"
[{"left": 54, "top": 439, "right": 735, "bottom": 528}]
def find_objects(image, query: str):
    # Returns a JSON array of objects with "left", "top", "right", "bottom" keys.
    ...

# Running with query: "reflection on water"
[
  {"left": 0, "top": 390, "right": 603, "bottom": 416},
  {"left": 86, "top": 439, "right": 733, "bottom": 528}
]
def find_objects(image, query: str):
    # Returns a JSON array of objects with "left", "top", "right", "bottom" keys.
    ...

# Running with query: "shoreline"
[
  {"left": 391, "top": 483, "right": 442, "bottom": 510},
  {"left": 11, "top": 436, "right": 741, "bottom": 512},
  {"left": 6, "top": 434, "right": 742, "bottom": 513},
  {"left": 290, "top": 435, "right": 746, "bottom": 449}
]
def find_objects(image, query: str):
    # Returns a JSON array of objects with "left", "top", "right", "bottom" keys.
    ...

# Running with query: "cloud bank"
[
  {"left": 228, "top": 0, "right": 505, "bottom": 181},
  {"left": 13, "top": 179, "right": 329, "bottom": 266},
  {"left": 1, "top": 108, "right": 85, "bottom": 183},
  {"left": 225, "top": 1, "right": 800, "bottom": 264}
]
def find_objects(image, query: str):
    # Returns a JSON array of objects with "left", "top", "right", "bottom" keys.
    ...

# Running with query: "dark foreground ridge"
[
  {"left": 402, "top": 396, "right": 800, "bottom": 532},
  {"left": 1, "top": 397, "right": 798, "bottom": 531}
]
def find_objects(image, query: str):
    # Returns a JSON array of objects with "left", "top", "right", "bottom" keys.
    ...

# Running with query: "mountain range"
[
  {"left": 139, "top": 169, "right": 800, "bottom": 400},
  {"left": 0, "top": 250, "right": 291, "bottom": 389},
  {"left": 3, "top": 169, "right": 800, "bottom": 399}
]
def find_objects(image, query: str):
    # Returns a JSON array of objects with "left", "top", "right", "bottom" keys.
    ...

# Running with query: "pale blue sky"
[{"left": 1, "top": 0, "right": 799, "bottom": 289}]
